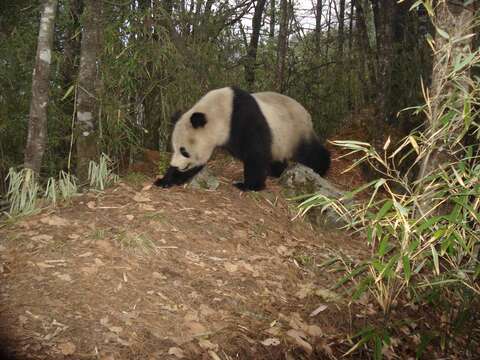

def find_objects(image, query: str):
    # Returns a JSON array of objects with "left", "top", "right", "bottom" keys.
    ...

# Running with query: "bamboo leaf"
[
  {"left": 431, "top": 245, "right": 440, "bottom": 275},
  {"left": 409, "top": 0, "right": 424, "bottom": 11},
  {"left": 453, "top": 52, "right": 475, "bottom": 73},
  {"left": 378, "top": 235, "right": 391, "bottom": 257},
  {"left": 376, "top": 200, "right": 393, "bottom": 220},
  {"left": 408, "top": 135, "right": 420, "bottom": 154},
  {"left": 435, "top": 26, "right": 450, "bottom": 40},
  {"left": 61, "top": 84, "right": 75, "bottom": 101},
  {"left": 403, "top": 255, "right": 411, "bottom": 283}
]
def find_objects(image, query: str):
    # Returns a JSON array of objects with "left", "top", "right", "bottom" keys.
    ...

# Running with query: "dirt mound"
[{"left": 0, "top": 157, "right": 366, "bottom": 359}]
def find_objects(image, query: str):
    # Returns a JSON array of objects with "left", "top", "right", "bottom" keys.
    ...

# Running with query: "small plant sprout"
[
  {"left": 6, "top": 168, "right": 40, "bottom": 216},
  {"left": 88, "top": 153, "right": 119, "bottom": 191},
  {"left": 57, "top": 171, "right": 78, "bottom": 201},
  {"left": 44, "top": 176, "right": 57, "bottom": 207},
  {"left": 45, "top": 171, "right": 78, "bottom": 207}
]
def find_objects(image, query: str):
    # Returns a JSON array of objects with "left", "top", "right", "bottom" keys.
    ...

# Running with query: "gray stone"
[
  {"left": 280, "top": 164, "right": 352, "bottom": 228},
  {"left": 188, "top": 168, "right": 220, "bottom": 190}
]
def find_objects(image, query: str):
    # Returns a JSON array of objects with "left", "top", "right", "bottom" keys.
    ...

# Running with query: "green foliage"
[
  {"left": 44, "top": 171, "right": 78, "bottom": 206},
  {"left": 345, "top": 325, "right": 392, "bottom": 360},
  {"left": 6, "top": 168, "right": 40, "bottom": 216},
  {"left": 88, "top": 153, "right": 119, "bottom": 191},
  {"left": 0, "top": 4, "right": 39, "bottom": 189},
  {"left": 157, "top": 151, "right": 171, "bottom": 175},
  {"left": 99, "top": 4, "right": 244, "bottom": 160},
  {"left": 0, "top": 0, "right": 429, "bottom": 194},
  {"left": 298, "top": 5, "right": 480, "bottom": 357},
  {"left": 5, "top": 167, "right": 78, "bottom": 217}
]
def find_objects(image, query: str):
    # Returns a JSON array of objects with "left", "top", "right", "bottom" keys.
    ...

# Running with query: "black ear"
[
  {"left": 171, "top": 110, "right": 182, "bottom": 124},
  {"left": 190, "top": 112, "right": 207, "bottom": 128}
]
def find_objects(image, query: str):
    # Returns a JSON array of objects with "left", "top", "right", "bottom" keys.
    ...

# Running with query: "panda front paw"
[
  {"left": 233, "top": 182, "right": 247, "bottom": 191},
  {"left": 153, "top": 177, "right": 173, "bottom": 188},
  {"left": 233, "top": 182, "right": 265, "bottom": 192}
]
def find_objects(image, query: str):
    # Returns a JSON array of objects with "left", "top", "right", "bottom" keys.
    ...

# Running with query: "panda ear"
[{"left": 190, "top": 112, "right": 207, "bottom": 129}]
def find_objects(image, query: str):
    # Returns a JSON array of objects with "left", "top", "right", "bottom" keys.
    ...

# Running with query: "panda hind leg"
[
  {"left": 269, "top": 160, "right": 288, "bottom": 178},
  {"left": 295, "top": 138, "right": 331, "bottom": 176}
]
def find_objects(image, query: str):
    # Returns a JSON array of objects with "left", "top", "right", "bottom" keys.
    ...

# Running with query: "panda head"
[
  {"left": 170, "top": 111, "right": 214, "bottom": 172},
  {"left": 169, "top": 87, "right": 233, "bottom": 172}
]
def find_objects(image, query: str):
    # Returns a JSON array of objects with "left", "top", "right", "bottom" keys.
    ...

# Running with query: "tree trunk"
[
  {"left": 347, "top": 0, "right": 354, "bottom": 109},
  {"left": 353, "top": 0, "right": 376, "bottom": 102},
  {"left": 62, "top": 0, "right": 82, "bottom": 87},
  {"left": 315, "top": 0, "right": 322, "bottom": 51},
  {"left": 276, "top": 0, "right": 289, "bottom": 93},
  {"left": 61, "top": 0, "right": 83, "bottom": 166},
  {"left": 24, "top": 0, "right": 58, "bottom": 174},
  {"left": 325, "top": 0, "right": 332, "bottom": 57},
  {"left": 370, "top": 0, "right": 395, "bottom": 122},
  {"left": 347, "top": 0, "right": 354, "bottom": 52},
  {"left": 138, "top": 0, "right": 160, "bottom": 149},
  {"left": 202, "top": 0, "right": 215, "bottom": 32},
  {"left": 76, "top": 0, "right": 102, "bottom": 183},
  {"left": 245, "top": 0, "right": 267, "bottom": 90},
  {"left": 417, "top": 1, "right": 475, "bottom": 190},
  {"left": 269, "top": 0, "right": 275, "bottom": 39},
  {"left": 192, "top": 0, "right": 204, "bottom": 39},
  {"left": 337, "top": 0, "right": 345, "bottom": 57}
]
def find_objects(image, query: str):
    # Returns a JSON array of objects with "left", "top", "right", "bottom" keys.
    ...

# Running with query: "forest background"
[{"left": 0, "top": 0, "right": 436, "bottom": 188}]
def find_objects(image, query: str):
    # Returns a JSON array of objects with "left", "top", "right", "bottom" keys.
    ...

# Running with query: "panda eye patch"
[{"left": 180, "top": 147, "right": 190, "bottom": 158}]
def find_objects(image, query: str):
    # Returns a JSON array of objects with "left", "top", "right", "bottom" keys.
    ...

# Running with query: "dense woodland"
[
  {"left": 1, "top": 0, "right": 436, "bottom": 186},
  {"left": 0, "top": 0, "right": 479, "bottom": 359}
]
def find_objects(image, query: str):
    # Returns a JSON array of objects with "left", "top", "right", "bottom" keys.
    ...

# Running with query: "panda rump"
[{"left": 154, "top": 87, "right": 331, "bottom": 191}]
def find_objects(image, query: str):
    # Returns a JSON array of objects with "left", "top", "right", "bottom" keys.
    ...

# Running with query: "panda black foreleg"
[
  {"left": 269, "top": 161, "right": 288, "bottom": 178},
  {"left": 153, "top": 165, "right": 204, "bottom": 188},
  {"left": 234, "top": 155, "right": 269, "bottom": 191}
]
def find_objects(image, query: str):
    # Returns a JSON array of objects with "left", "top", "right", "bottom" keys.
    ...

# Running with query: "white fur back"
[{"left": 253, "top": 92, "right": 314, "bottom": 161}]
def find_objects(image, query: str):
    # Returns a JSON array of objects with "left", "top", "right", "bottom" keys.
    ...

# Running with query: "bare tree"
[
  {"left": 269, "top": 0, "right": 275, "bottom": 38},
  {"left": 325, "top": 0, "right": 332, "bottom": 57},
  {"left": 76, "top": 0, "right": 103, "bottom": 183},
  {"left": 370, "top": 0, "right": 395, "bottom": 122},
  {"left": 315, "top": 0, "right": 323, "bottom": 50},
  {"left": 24, "top": 0, "right": 58, "bottom": 174},
  {"left": 348, "top": 0, "right": 354, "bottom": 52},
  {"left": 337, "top": 0, "right": 346, "bottom": 57},
  {"left": 276, "top": 0, "right": 289, "bottom": 93},
  {"left": 245, "top": 0, "right": 268, "bottom": 89},
  {"left": 352, "top": 0, "right": 376, "bottom": 101},
  {"left": 347, "top": 0, "right": 355, "bottom": 108}
]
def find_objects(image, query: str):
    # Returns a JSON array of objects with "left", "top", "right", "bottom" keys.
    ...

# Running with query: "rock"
[
  {"left": 188, "top": 168, "right": 220, "bottom": 190},
  {"left": 280, "top": 164, "right": 352, "bottom": 228}
]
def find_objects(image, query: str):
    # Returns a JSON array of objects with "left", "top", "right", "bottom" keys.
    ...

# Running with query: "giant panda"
[{"left": 154, "top": 87, "right": 330, "bottom": 191}]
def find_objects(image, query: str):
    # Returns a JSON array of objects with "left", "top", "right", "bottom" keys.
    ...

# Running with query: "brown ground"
[{"left": 0, "top": 151, "right": 374, "bottom": 360}]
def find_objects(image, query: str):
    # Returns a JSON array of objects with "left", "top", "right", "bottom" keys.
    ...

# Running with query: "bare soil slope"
[{"left": 0, "top": 155, "right": 367, "bottom": 360}]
